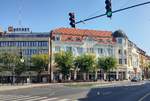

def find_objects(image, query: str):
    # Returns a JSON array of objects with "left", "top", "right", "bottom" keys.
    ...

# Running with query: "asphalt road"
[{"left": 0, "top": 81, "right": 150, "bottom": 101}]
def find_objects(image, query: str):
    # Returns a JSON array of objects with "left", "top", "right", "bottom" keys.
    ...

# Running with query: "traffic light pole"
[
  {"left": 76, "top": 1, "right": 150, "bottom": 24},
  {"left": 48, "top": 31, "right": 53, "bottom": 83}
]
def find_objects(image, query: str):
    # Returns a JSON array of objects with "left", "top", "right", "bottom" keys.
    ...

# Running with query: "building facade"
[
  {"left": 51, "top": 28, "right": 149, "bottom": 80},
  {"left": 0, "top": 27, "right": 49, "bottom": 58},
  {"left": 0, "top": 26, "right": 149, "bottom": 81}
]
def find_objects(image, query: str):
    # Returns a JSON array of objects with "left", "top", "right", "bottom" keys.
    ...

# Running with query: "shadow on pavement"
[{"left": 77, "top": 85, "right": 146, "bottom": 101}]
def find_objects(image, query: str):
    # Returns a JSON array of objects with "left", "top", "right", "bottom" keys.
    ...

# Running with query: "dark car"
[{"left": 131, "top": 77, "right": 140, "bottom": 82}]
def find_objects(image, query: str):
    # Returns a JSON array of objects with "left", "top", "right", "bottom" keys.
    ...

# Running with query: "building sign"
[{"left": 8, "top": 26, "right": 30, "bottom": 33}]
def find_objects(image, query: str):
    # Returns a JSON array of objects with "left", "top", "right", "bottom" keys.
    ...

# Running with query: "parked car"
[{"left": 131, "top": 77, "right": 140, "bottom": 82}]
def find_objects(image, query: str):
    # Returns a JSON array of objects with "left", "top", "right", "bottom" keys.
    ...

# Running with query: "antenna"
[{"left": 18, "top": 0, "right": 22, "bottom": 27}]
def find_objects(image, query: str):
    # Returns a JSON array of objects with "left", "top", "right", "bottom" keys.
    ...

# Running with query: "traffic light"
[
  {"left": 69, "top": 12, "right": 75, "bottom": 28},
  {"left": 19, "top": 51, "right": 23, "bottom": 59},
  {"left": 105, "top": 0, "right": 112, "bottom": 18}
]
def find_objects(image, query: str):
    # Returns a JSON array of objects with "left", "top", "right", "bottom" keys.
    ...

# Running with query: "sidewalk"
[
  {"left": 0, "top": 80, "right": 145, "bottom": 91},
  {"left": 0, "top": 83, "right": 54, "bottom": 91}
]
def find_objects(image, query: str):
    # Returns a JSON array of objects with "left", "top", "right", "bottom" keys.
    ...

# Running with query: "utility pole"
[{"left": 48, "top": 31, "right": 53, "bottom": 83}]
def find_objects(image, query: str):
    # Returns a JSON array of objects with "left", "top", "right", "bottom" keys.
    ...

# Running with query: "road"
[{"left": 0, "top": 81, "right": 150, "bottom": 101}]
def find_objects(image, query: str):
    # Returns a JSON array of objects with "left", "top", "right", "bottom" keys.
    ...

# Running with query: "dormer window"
[
  {"left": 55, "top": 36, "right": 60, "bottom": 41},
  {"left": 99, "top": 39, "right": 103, "bottom": 42},
  {"left": 68, "top": 37, "right": 72, "bottom": 40},
  {"left": 118, "top": 38, "right": 122, "bottom": 44},
  {"left": 76, "top": 37, "right": 80, "bottom": 41}
]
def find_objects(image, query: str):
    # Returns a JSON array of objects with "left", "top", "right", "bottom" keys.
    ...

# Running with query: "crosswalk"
[{"left": 0, "top": 94, "right": 77, "bottom": 101}]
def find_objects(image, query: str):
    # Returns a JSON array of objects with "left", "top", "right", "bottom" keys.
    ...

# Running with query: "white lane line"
[
  {"left": 58, "top": 99, "right": 70, "bottom": 101},
  {"left": 9, "top": 95, "right": 31, "bottom": 100},
  {"left": 0, "top": 95, "right": 27, "bottom": 100},
  {"left": 138, "top": 92, "right": 150, "bottom": 101},
  {"left": 40, "top": 97, "right": 59, "bottom": 101},
  {"left": 0, "top": 95, "right": 48, "bottom": 101},
  {"left": 16, "top": 96, "right": 43, "bottom": 101},
  {"left": 27, "top": 97, "right": 48, "bottom": 101}
]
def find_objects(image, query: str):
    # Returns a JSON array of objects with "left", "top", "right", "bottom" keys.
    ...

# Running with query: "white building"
[{"left": 51, "top": 28, "right": 142, "bottom": 80}]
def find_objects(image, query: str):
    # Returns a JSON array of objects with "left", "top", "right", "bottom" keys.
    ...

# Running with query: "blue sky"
[{"left": 0, "top": 0, "right": 150, "bottom": 54}]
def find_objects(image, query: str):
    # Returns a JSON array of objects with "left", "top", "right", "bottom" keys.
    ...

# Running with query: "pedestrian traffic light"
[
  {"left": 69, "top": 12, "right": 75, "bottom": 28},
  {"left": 105, "top": 0, "right": 112, "bottom": 18}
]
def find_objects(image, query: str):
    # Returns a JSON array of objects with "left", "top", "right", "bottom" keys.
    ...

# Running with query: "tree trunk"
[
  {"left": 74, "top": 70, "right": 77, "bottom": 80},
  {"left": 87, "top": 72, "right": 89, "bottom": 80},
  {"left": 59, "top": 73, "right": 62, "bottom": 80},
  {"left": 104, "top": 73, "right": 106, "bottom": 80},
  {"left": 95, "top": 70, "right": 98, "bottom": 81},
  {"left": 109, "top": 70, "right": 111, "bottom": 81},
  {"left": 83, "top": 73, "right": 86, "bottom": 81},
  {"left": 68, "top": 72, "right": 71, "bottom": 81}
]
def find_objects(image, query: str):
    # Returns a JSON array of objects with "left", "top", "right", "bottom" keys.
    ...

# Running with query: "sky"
[{"left": 0, "top": 0, "right": 150, "bottom": 54}]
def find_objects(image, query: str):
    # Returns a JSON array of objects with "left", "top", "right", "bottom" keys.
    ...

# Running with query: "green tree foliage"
[
  {"left": 31, "top": 53, "right": 48, "bottom": 73},
  {"left": 74, "top": 54, "right": 96, "bottom": 73},
  {"left": 54, "top": 51, "right": 74, "bottom": 76},
  {"left": 98, "top": 57, "right": 117, "bottom": 72},
  {"left": 0, "top": 52, "right": 26, "bottom": 75},
  {"left": 105, "top": 57, "right": 117, "bottom": 71},
  {"left": 97, "top": 57, "right": 106, "bottom": 71}
]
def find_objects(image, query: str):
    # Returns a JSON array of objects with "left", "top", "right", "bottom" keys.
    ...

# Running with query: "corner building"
[{"left": 51, "top": 28, "right": 144, "bottom": 80}]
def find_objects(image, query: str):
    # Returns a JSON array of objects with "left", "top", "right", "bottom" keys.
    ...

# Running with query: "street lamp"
[{"left": 20, "top": 58, "right": 24, "bottom": 63}]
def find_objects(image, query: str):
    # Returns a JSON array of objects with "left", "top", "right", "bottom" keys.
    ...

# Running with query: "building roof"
[
  {"left": 113, "top": 29, "right": 128, "bottom": 38},
  {"left": 52, "top": 28, "right": 116, "bottom": 44},
  {"left": 52, "top": 27, "right": 112, "bottom": 37}
]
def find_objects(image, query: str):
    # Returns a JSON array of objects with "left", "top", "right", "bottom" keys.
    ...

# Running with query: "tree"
[
  {"left": 98, "top": 57, "right": 117, "bottom": 81},
  {"left": 31, "top": 53, "right": 48, "bottom": 73},
  {"left": 31, "top": 53, "right": 49, "bottom": 82},
  {"left": 105, "top": 57, "right": 117, "bottom": 81},
  {"left": 74, "top": 54, "right": 96, "bottom": 80},
  {"left": 145, "top": 62, "right": 150, "bottom": 79},
  {"left": 97, "top": 57, "right": 106, "bottom": 80},
  {"left": 0, "top": 52, "right": 27, "bottom": 86},
  {"left": 54, "top": 51, "right": 74, "bottom": 80},
  {"left": 0, "top": 52, "right": 26, "bottom": 75}
]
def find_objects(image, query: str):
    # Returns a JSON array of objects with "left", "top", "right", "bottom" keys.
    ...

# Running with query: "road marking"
[
  {"left": 58, "top": 99, "right": 70, "bottom": 101},
  {"left": 0, "top": 94, "right": 73, "bottom": 101},
  {"left": 27, "top": 97, "right": 48, "bottom": 101},
  {"left": 16, "top": 96, "right": 43, "bottom": 101},
  {"left": 40, "top": 97, "right": 58, "bottom": 101},
  {"left": 138, "top": 92, "right": 150, "bottom": 101}
]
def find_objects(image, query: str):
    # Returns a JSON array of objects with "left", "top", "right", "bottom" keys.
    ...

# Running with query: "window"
[
  {"left": 118, "top": 49, "right": 122, "bottom": 54},
  {"left": 55, "top": 46, "right": 61, "bottom": 52},
  {"left": 108, "top": 48, "right": 113, "bottom": 55},
  {"left": 77, "top": 47, "right": 83, "bottom": 54},
  {"left": 66, "top": 46, "right": 72, "bottom": 52},
  {"left": 98, "top": 48, "right": 103, "bottom": 54},
  {"left": 119, "top": 59, "right": 122, "bottom": 64},
  {"left": 124, "top": 50, "right": 127, "bottom": 55},
  {"left": 67, "top": 37, "right": 72, "bottom": 41},
  {"left": 118, "top": 39, "right": 122, "bottom": 44},
  {"left": 99, "top": 39, "right": 103, "bottom": 43},
  {"left": 87, "top": 48, "right": 94, "bottom": 53},
  {"left": 76, "top": 38, "right": 81, "bottom": 41},
  {"left": 55, "top": 36, "right": 60, "bottom": 41},
  {"left": 125, "top": 59, "right": 127, "bottom": 64}
]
